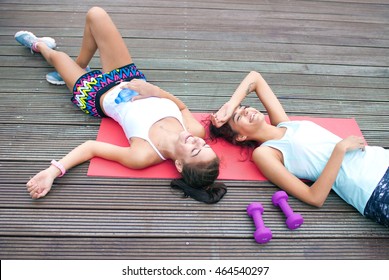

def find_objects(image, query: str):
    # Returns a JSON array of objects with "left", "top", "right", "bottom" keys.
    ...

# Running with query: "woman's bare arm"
[
  {"left": 26, "top": 140, "right": 151, "bottom": 199},
  {"left": 253, "top": 136, "right": 365, "bottom": 207},
  {"left": 212, "top": 71, "right": 289, "bottom": 127}
]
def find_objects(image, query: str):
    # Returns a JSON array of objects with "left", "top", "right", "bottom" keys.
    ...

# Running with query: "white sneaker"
[
  {"left": 46, "top": 66, "right": 91, "bottom": 86},
  {"left": 15, "top": 30, "right": 56, "bottom": 53}
]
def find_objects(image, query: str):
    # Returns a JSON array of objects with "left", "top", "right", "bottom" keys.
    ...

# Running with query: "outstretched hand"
[
  {"left": 26, "top": 168, "right": 55, "bottom": 199},
  {"left": 211, "top": 101, "right": 236, "bottom": 128}
]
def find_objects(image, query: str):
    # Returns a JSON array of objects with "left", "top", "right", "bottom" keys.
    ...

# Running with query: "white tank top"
[
  {"left": 262, "top": 121, "right": 389, "bottom": 214},
  {"left": 102, "top": 82, "right": 186, "bottom": 160}
]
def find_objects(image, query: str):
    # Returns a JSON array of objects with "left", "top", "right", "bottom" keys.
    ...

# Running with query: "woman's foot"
[
  {"left": 46, "top": 65, "right": 91, "bottom": 85},
  {"left": 15, "top": 30, "right": 56, "bottom": 53},
  {"left": 26, "top": 167, "right": 58, "bottom": 199}
]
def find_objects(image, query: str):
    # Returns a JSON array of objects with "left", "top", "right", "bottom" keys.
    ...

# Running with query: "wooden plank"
[
  {"left": 4, "top": 39, "right": 389, "bottom": 67},
  {"left": 1, "top": 237, "right": 388, "bottom": 259},
  {"left": 2, "top": 9, "right": 388, "bottom": 40},
  {"left": 0, "top": 183, "right": 358, "bottom": 214},
  {"left": 3, "top": 54, "right": 389, "bottom": 77},
  {"left": 1, "top": 68, "right": 388, "bottom": 89},
  {"left": 0, "top": 95, "right": 387, "bottom": 122},
  {"left": 1, "top": 208, "right": 386, "bottom": 238},
  {"left": 1, "top": 83, "right": 389, "bottom": 104}
]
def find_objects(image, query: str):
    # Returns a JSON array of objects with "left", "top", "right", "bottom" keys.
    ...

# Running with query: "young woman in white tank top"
[
  {"left": 18, "top": 7, "right": 226, "bottom": 204},
  {"left": 210, "top": 71, "right": 389, "bottom": 227}
]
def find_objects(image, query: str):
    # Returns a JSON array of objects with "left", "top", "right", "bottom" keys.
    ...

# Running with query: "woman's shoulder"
[
  {"left": 129, "top": 138, "right": 165, "bottom": 165},
  {"left": 253, "top": 144, "right": 283, "bottom": 161}
]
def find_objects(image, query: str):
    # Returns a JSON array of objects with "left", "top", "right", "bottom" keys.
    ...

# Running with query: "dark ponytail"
[
  {"left": 170, "top": 157, "right": 227, "bottom": 204},
  {"left": 171, "top": 179, "right": 227, "bottom": 204}
]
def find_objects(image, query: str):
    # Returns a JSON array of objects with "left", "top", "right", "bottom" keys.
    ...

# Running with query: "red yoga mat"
[{"left": 87, "top": 114, "right": 364, "bottom": 181}]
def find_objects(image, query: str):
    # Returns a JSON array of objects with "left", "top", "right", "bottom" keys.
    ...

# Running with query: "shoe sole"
[
  {"left": 46, "top": 74, "right": 65, "bottom": 85},
  {"left": 47, "top": 80, "right": 65, "bottom": 86},
  {"left": 46, "top": 79, "right": 65, "bottom": 85}
]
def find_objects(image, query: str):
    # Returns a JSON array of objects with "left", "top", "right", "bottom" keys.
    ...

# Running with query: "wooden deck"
[{"left": 0, "top": 0, "right": 388, "bottom": 260}]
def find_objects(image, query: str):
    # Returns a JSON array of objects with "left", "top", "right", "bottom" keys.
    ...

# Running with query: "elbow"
[
  {"left": 300, "top": 190, "right": 325, "bottom": 208},
  {"left": 191, "top": 123, "right": 206, "bottom": 138},
  {"left": 249, "top": 70, "right": 259, "bottom": 75},
  {"left": 308, "top": 197, "right": 325, "bottom": 208},
  {"left": 312, "top": 201, "right": 324, "bottom": 208},
  {"left": 197, "top": 126, "right": 206, "bottom": 139},
  {"left": 303, "top": 186, "right": 328, "bottom": 208},
  {"left": 82, "top": 140, "right": 97, "bottom": 158},
  {"left": 248, "top": 71, "right": 263, "bottom": 90},
  {"left": 249, "top": 70, "right": 262, "bottom": 79}
]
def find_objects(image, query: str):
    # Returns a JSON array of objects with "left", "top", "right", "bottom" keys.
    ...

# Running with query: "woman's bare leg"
[
  {"left": 36, "top": 44, "right": 86, "bottom": 92},
  {"left": 79, "top": 7, "right": 133, "bottom": 72},
  {"left": 35, "top": 7, "right": 133, "bottom": 91}
]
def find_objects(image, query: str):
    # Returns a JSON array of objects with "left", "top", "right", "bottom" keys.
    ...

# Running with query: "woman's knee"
[{"left": 86, "top": 7, "right": 109, "bottom": 23}]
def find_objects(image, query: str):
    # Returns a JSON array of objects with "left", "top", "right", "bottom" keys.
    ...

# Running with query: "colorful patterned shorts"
[
  {"left": 364, "top": 167, "right": 389, "bottom": 227},
  {"left": 71, "top": 63, "right": 146, "bottom": 117}
]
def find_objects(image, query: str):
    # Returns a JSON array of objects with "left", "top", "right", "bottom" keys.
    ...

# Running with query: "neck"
[
  {"left": 154, "top": 124, "right": 181, "bottom": 160},
  {"left": 251, "top": 123, "right": 286, "bottom": 143}
]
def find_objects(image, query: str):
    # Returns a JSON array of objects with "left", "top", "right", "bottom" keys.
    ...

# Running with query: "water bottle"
[{"left": 115, "top": 88, "right": 139, "bottom": 104}]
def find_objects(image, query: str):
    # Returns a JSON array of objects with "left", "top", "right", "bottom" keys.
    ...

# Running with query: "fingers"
[
  {"left": 211, "top": 102, "right": 236, "bottom": 128},
  {"left": 353, "top": 136, "right": 366, "bottom": 149},
  {"left": 344, "top": 135, "right": 366, "bottom": 152},
  {"left": 131, "top": 95, "right": 145, "bottom": 102},
  {"left": 211, "top": 113, "right": 226, "bottom": 128},
  {"left": 210, "top": 114, "right": 218, "bottom": 126},
  {"left": 26, "top": 177, "right": 48, "bottom": 199},
  {"left": 26, "top": 178, "right": 40, "bottom": 199},
  {"left": 26, "top": 177, "right": 36, "bottom": 192},
  {"left": 35, "top": 188, "right": 48, "bottom": 199},
  {"left": 121, "top": 79, "right": 142, "bottom": 90},
  {"left": 358, "top": 137, "right": 366, "bottom": 151}
]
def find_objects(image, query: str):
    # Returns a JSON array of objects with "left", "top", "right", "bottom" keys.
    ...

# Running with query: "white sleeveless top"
[
  {"left": 102, "top": 82, "right": 186, "bottom": 160},
  {"left": 262, "top": 121, "right": 389, "bottom": 214}
]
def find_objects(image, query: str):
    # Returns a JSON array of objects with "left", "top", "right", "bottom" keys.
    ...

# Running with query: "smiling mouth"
[{"left": 250, "top": 113, "right": 256, "bottom": 122}]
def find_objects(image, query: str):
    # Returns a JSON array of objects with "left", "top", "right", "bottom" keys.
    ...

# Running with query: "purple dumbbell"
[
  {"left": 272, "top": 191, "right": 304, "bottom": 230},
  {"left": 247, "top": 202, "right": 272, "bottom": 244}
]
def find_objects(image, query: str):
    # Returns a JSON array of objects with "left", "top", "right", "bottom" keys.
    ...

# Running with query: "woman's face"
[
  {"left": 227, "top": 105, "right": 265, "bottom": 136},
  {"left": 175, "top": 131, "right": 216, "bottom": 165}
]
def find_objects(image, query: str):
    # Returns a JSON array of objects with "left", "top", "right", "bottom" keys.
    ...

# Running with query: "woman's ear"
[
  {"left": 235, "top": 134, "right": 247, "bottom": 142},
  {"left": 175, "top": 159, "right": 183, "bottom": 173}
]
